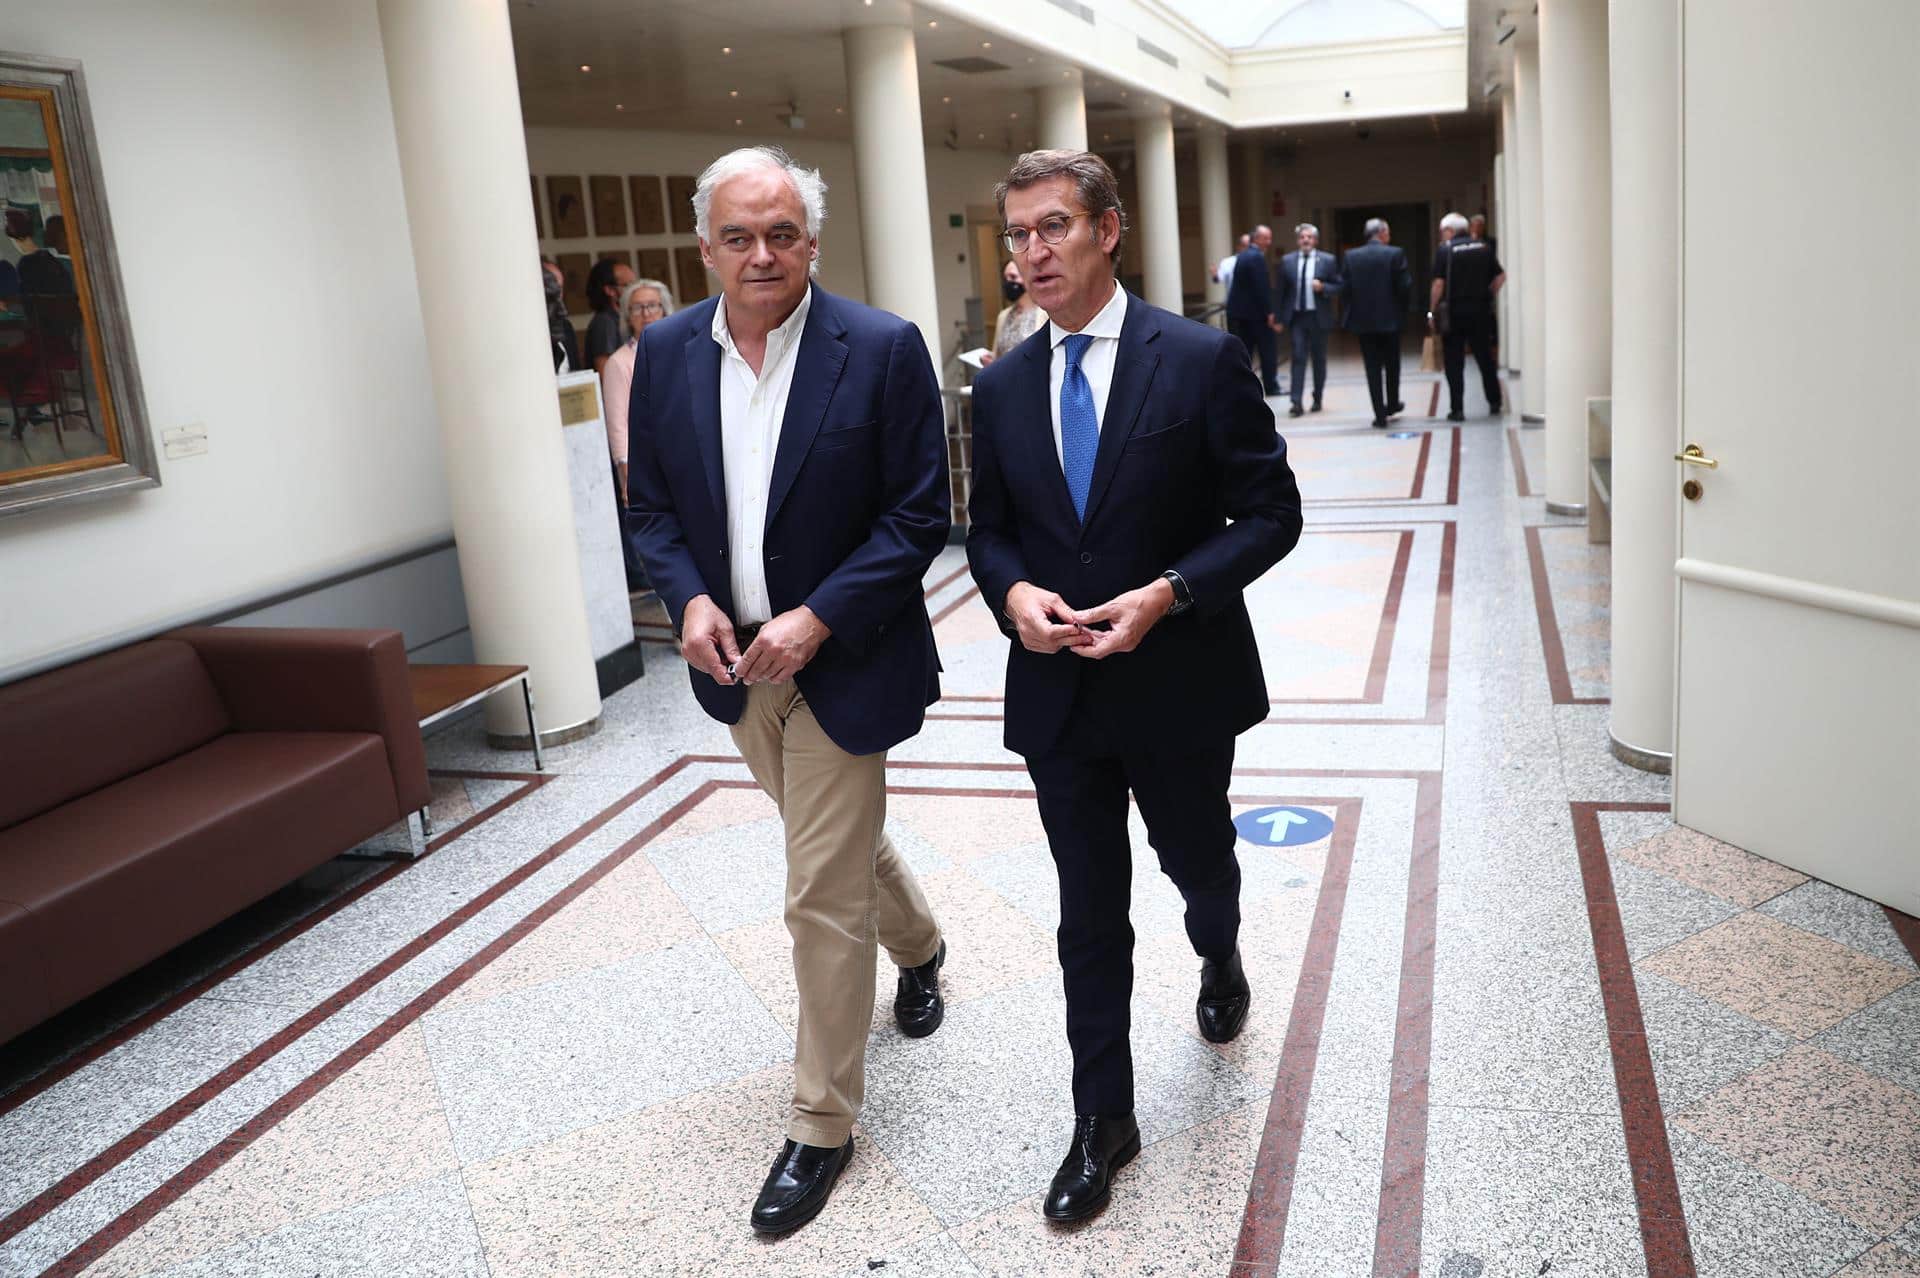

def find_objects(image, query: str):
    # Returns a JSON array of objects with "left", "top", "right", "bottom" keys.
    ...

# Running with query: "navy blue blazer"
[
  {"left": 1274, "top": 249, "right": 1344, "bottom": 330},
  {"left": 625, "top": 283, "right": 950, "bottom": 756},
  {"left": 1223, "top": 246, "right": 1274, "bottom": 324},
  {"left": 1341, "top": 240, "right": 1413, "bottom": 334},
  {"left": 966, "top": 290, "right": 1304, "bottom": 757}
]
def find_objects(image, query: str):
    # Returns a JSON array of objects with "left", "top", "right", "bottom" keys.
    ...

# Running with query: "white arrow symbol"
[{"left": 1254, "top": 810, "right": 1310, "bottom": 843}]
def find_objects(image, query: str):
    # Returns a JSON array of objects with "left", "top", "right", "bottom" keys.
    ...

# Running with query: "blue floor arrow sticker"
[{"left": 1233, "top": 804, "right": 1336, "bottom": 848}]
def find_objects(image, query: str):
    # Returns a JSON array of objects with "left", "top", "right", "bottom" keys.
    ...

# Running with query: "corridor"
[{"left": 1, "top": 370, "right": 1916, "bottom": 1278}]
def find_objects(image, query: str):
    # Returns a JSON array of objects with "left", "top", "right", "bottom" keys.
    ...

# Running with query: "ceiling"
[{"left": 509, "top": 0, "right": 1498, "bottom": 154}]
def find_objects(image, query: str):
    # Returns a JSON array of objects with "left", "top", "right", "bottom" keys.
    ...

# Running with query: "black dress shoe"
[
  {"left": 894, "top": 939, "right": 947, "bottom": 1038},
  {"left": 1388, "top": 400, "right": 1406, "bottom": 416},
  {"left": 1197, "top": 950, "right": 1252, "bottom": 1044},
  {"left": 1043, "top": 1114, "right": 1142, "bottom": 1221},
  {"left": 1288, "top": 404, "right": 1305, "bottom": 418},
  {"left": 750, "top": 1136, "right": 853, "bottom": 1234},
  {"left": 1371, "top": 417, "right": 1388, "bottom": 429},
  {"left": 1310, "top": 398, "right": 1323, "bottom": 413},
  {"left": 1446, "top": 410, "right": 1466, "bottom": 422}
]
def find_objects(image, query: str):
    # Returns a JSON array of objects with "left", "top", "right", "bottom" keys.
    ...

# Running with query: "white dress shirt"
[
  {"left": 1296, "top": 249, "right": 1317, "bottom": 312},
  {"left": 1046, "top": 281, "right": 1128, "bottom": 465},
  {"left": 713, "top": 287, "right": 813, "bottom": 625},
  {"left": 1215, "top": 253, "right": 1238, "bottom": 290}
]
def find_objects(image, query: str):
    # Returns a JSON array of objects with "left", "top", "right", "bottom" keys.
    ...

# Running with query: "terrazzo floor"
[{"left": 2, "top": 361, "right": 1916, "bottom": 1278}]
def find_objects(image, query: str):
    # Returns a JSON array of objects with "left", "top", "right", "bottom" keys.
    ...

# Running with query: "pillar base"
[
  {"left": 489, "top": 713, "right": 602, "bottom": 751},
  {"left": 1521, "top": 413, "right": 1546, "bottom": 427},
  {"left": 1545, "top": 500, "right": 1588, "bottom": 517},
  {"left": 1609, "top": 728, "right": 1674, "bottom": 775}
]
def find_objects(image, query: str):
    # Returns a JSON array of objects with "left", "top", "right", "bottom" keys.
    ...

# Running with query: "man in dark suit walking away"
[
  {"left": 967, "top": 149, "right": 1304, "bottom": 1224},
  {"left": 1343, "top": 217, "right": 1415, "bottom": 429},
  {"left": 1429, "top": 210, "right": 1507, "bottom": 420},
  {"left": 1274, "top": 222, "right": 1344, "bottom": 417},
  {"left": 626, "top": 145, "right": 950, "bottom": 1236},
  {"left": 1224, "top": 224, "right": 1281, "bottom": 396}
]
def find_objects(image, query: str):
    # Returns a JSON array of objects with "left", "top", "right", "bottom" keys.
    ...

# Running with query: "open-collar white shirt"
[
  {"left": 1045, "top": 280, "right": 1127, "bottom": 466},
  {"left": 712, "top": 286, "right": 812, "bottom": 625}
]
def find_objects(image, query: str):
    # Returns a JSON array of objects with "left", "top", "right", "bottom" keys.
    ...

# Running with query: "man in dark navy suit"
[
  {"left": 968, "top": 149, "right": 1303, "bottom": 1223},
  {"left": 1223, "top": 223, "right": 1281, "bottom": 396},
  {"left": 1343, "top": 216, "right": 1414, "bottom": 428},
  {"left": 1275, "top": 221, "right": 1344, "bottom": 417},
  {"left": 626, "top": 146, "right": 949, "bottom": 1236}
]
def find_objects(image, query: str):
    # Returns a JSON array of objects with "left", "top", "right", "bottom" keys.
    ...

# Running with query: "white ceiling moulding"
[{"left": 1229, "top": 32, "right": 1469, "bottom": 127}]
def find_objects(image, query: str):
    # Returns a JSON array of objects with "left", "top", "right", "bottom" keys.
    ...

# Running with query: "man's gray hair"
[
  {"left": 1294, "top": 222, "right": 1319, "bottom": 238},
  {"left": 691, "top": 145, "right": 828, "bottom": 247},
  {"left": 1364, "top": 217, "right": 1388, "bottom": 240},
  {"left": 1440, "top": 211, "right": 1470, "bottom": 234}
]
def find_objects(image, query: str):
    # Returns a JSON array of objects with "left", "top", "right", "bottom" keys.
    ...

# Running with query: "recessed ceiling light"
[
  {"left": 721, "top": 46, "right": 732, "bottom": 54},
  {"left": 578, "top": 63, "right": 591, "bottom": 72},
  {"left": 927, "top": 20, "right": 938, "bottom": 28},
  {"left": 835, "top": 106, "right": 844, "bottom": 113},
  {"left": 1062, "top": 71, "right": 1072, "bottom": 78},
  {"left": 977, "top": 131, "right": 985, "bottom": 139},
  {"left": 734, "top": 118, "right": 743, "bottom": 125},
  {"left": 615, "top": 103, "right": 624, "bottom": 111},
  {"left": 729, "top": 89, "right": 738, "bottom": 97},
  {"left": 942, "top": 95, "right": 951, "bottom": 103},
  {"left": 981, "top": 41, "right": 991, "bottom": 49},
  {"left": 1010, "top": 111, "right": 1019, "bottom": 119}
]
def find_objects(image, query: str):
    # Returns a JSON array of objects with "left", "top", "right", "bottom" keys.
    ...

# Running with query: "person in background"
[
  {"left": 583, "top": 257, "right": 636, "bottom": 374},
  {"left": 1343, "top": 217, "right": 1413, "bottom": 429},
  {"left": 1212, "top": 232, "right": 1250, "bottom": 295},
  {"left": 1225, "top": 224, "right": 1281, "bottom": 397},
  {"left": 1469, "top": 213, "right": 1499, "bottom": 356},
  {"left": 985, "top": 257, "right": 1046, "bottom": 364},
  {"left": 1274, "top": 222, "right": 1343, "bottom": 417},
  {"left": 602, "top": 278, "right": 674, "bottom": 591},
  {"left": 1429, "top": 211, "right": 1505, "bottom": 421},
  {"left": 542, "top": 258, "right": 580, "bottom": 372}
]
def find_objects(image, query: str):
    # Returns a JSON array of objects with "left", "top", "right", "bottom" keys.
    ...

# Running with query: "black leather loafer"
[
  {"left": 1446, "top": 410, "right": 1466, "bottom": 422},
  {"left": 1288, "top": 404, "right": 1305, "bottom": 418},
  {"left": 749, "top": 1136, "right": 853, "bottom": 1235},
  {"left": 1197, "top": 949, "right": 1252, "bottom": 1044},
  {"left": 894, "top": 939, "right": 947, "bottom": 1038},
  {"left": 1043, "top": 1113, "right": 1142, "bottom": 1221},
  {"left": 1310, "top": 399, "right": 1323, "bottom": 412},
  {"left": 1388, "top": 400, "right": 1406, "bottom": 416}
]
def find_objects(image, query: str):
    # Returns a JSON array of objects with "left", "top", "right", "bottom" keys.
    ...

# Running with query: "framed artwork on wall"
[
  {"left": 546, "top": 175, "right": 587, "bottom": 238},
  {"left": 597, "top": 249, "right": 632, "bottom": 268},
  {"left": 666, "top": 175, "right": 697, "bottom": 234},
  {"left": 635, "top": 248, "right": 671, "bottom": 295},
  {"left": 629, "top": 174, "right": 664, "bottom": 235},
  {"left": 673, "top": 246, "right": 709, "bottom": 303},
  {"left": 0, "top": 52, "right": 158, "bottom": 519},
  {"left": 555, "top": 252, "right": 590, "bottom": 314},
  {"left": 588, "top": 175, "right": 626, "bottom": 237}
]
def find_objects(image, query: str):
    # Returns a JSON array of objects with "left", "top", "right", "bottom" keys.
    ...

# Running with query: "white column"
[
  {"left": 844, "top": 24, "right": 942, "bottom": 369},
  {"left": 1036, "top": 76, "right": 1088, "bottom": 151},
  {"left": 1513, "top": 35, "right": 1547, "bottom": 423},
  {"left": 1606, "top": 0, "right": 1678, "bottom": 771},
  {"left": 1132, "top": 105, "right": 1182, "bottom": 313},
  {"left": 1499, "top": 76, "right": 1522, "bottom": 376},
  {"left": 1494, "top": 150, "right": 1512, "bottom": 372},
  {"left": 375, "top": 0, "right": 601, "bottom": 744},
  {"left": 1197, "top": 127, "right": 1232, "bottom": 306},
  {"left": 1538, "top": 0, "right": 1610, "bottom": 513}
]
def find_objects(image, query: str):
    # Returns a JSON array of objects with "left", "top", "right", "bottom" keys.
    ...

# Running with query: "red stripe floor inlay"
[{"left": 1524, "top": 523, "right": 1609, "bottom": 707}]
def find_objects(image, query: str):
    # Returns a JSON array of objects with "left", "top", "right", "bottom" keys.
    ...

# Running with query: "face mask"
[{"left": 1001, "top": 278, "right": 1026, "bottom": 302}]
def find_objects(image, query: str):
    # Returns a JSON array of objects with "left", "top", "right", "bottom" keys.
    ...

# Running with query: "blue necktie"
[{"left": 1060, "top": 333, "right": 1097, "bottom": 521}]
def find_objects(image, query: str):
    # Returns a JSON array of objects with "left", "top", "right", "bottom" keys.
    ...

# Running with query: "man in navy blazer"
[
  {"left": 968, "top": 150, "right": 1303, "bottom": 1223},
  {"left": 626, "top": 146, "right": 949, "bottom": 1236},
  {"left": 1342, "top": 217, "right": 1414, "bottom": 428},
  {"left": 1223, "top": 224, "right": 1280, "bottom": 396},
  {"left": 1274, "top": 222, "right": 1344, "bottom": 417}
]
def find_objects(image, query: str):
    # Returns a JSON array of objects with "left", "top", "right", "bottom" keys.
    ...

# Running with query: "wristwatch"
[{"left": 1160, "top": 569, "right": 1194, "bottom": 616}]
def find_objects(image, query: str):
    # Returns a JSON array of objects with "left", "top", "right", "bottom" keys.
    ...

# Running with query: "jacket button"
[{"left": 1079, "top": 552, "right": 1093, "bottom": 565}]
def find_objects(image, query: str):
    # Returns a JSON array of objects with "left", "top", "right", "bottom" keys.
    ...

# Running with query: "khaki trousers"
[{"left": 730, "top": 682, "right": 942, "bottom": 1147}]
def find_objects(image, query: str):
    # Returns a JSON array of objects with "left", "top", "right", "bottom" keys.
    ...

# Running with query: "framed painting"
[
  {"left": 555, "top": 252, "right": 591, "bottom": 315},
  {"left": 635, "top": 248, "right": 671, "bottom": 293},
  {"left": 673, "top": 245, "right": 709, "bottom": 303},
  {"left": 546, "top": 175, "right": 587, "bottom": 239},
  {"left": 665, "top": 175, "right": 697, "bottom": 234},
  {"left": 588, "top": 175, "right": 626, "bottom": 237},
  {"left": 628, "top": 174, "right": 665, "bottom": 235},
  {"left": 1, "top": 53, "right": 156, "bottom": 518}
]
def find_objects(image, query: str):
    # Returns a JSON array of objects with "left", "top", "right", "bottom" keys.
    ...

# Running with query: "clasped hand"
[
  {"left": 1005, "top": 579, "right": 1175, "bottom": 660},
  {"left": 680, "top": 596, "right": 829, "bottom": 686}
]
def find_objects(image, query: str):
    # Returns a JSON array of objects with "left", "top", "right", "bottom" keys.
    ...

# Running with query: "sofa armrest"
[{"left": 167, "top": 627, "right": 432, "bottom": 816}]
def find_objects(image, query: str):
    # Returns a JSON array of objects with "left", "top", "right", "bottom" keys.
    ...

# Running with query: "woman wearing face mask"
[
  {"left": 984, "top": 257, "right": 1046, "bottom": 365},
  {"left": 542, "top": 259, "right": 581, "bottom": 372}
]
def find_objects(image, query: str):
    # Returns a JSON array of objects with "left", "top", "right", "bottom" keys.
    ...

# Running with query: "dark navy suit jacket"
[
  {"left": 625, "top": 283, "right": 950, "bottom": 756},
  {"left": 1342, "top": 240, "right": 1413, "bottom": 333},
  {"left": 966, "top": 290, "right": 1304, "bottom": 758},
  {"left": 1275, "top": 249, "right": 1344, "bottom": 330},
  {"left": 1223, "top": 246, "right": 1274, "bottom": 324}
]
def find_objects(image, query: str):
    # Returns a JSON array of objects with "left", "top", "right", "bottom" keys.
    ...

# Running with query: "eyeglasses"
[
  {"left": 1002, "top": 210, "right": 1101, "bottom": 255},
  {"left": 632, "top": 302, "right": 666, "bottom": 316}
]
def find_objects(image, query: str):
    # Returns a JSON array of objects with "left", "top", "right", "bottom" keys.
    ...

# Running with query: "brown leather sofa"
[{"left": 0, "top": 627, "right": 430, "bottom": 1045}]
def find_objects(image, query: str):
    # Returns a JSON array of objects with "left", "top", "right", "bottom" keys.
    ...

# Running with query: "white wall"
[
  {"left": 525, "top": 126, "right": 1017, "bottom": 373},
  {"left": 0, "top": 0, "right": 449, "bottom": 672}
]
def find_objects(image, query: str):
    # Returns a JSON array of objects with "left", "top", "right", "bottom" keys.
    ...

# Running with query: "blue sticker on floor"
[
  {"left": 1387, "top": 430, "right": 1420, "bottom": 439},
  {"left": 1234, "top": 805, "right": 1336, "bottom": 847}
]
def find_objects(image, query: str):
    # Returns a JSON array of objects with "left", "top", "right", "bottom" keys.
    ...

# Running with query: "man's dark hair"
[
  {"left": 994, "top": 149, "right": 1129, "bottom": 268},
  {"left": 585, "top": 258, "right": 623, "bottom": 313}
]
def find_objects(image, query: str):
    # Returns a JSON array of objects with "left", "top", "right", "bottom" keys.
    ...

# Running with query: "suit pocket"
[
  {"left": 1122, "top": 417, "right": 1192, "bottom": 453},
  {"left": 812, "top": 419, "right": 877, "bottom": 451}
]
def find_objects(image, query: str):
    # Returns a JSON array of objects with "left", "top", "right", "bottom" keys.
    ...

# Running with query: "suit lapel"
[
  {"left": 1017, "top": 326, "right": 1080, "bottom": 533},
  {"left": 683, "top": 315, "right": 727, "bottom": 527},
  {"left": 1078, "top": 292, "right": 1159, "bottom": 533},
  {"left": 765, "top": 284, "right": 848, "bottom": 532}
]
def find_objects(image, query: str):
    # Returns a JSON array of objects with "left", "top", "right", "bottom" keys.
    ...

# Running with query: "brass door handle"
[{"left": 1675, "top": 444, "right": 1719, "bottom": 469}]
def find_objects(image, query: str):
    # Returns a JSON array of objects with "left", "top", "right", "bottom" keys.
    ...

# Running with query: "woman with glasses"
[
  {"left": 603, "top": 278, "right": 674, "bottom": 589},
  {"left": 984, "top": 257, "right": 1046, "bottom": 365}
]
